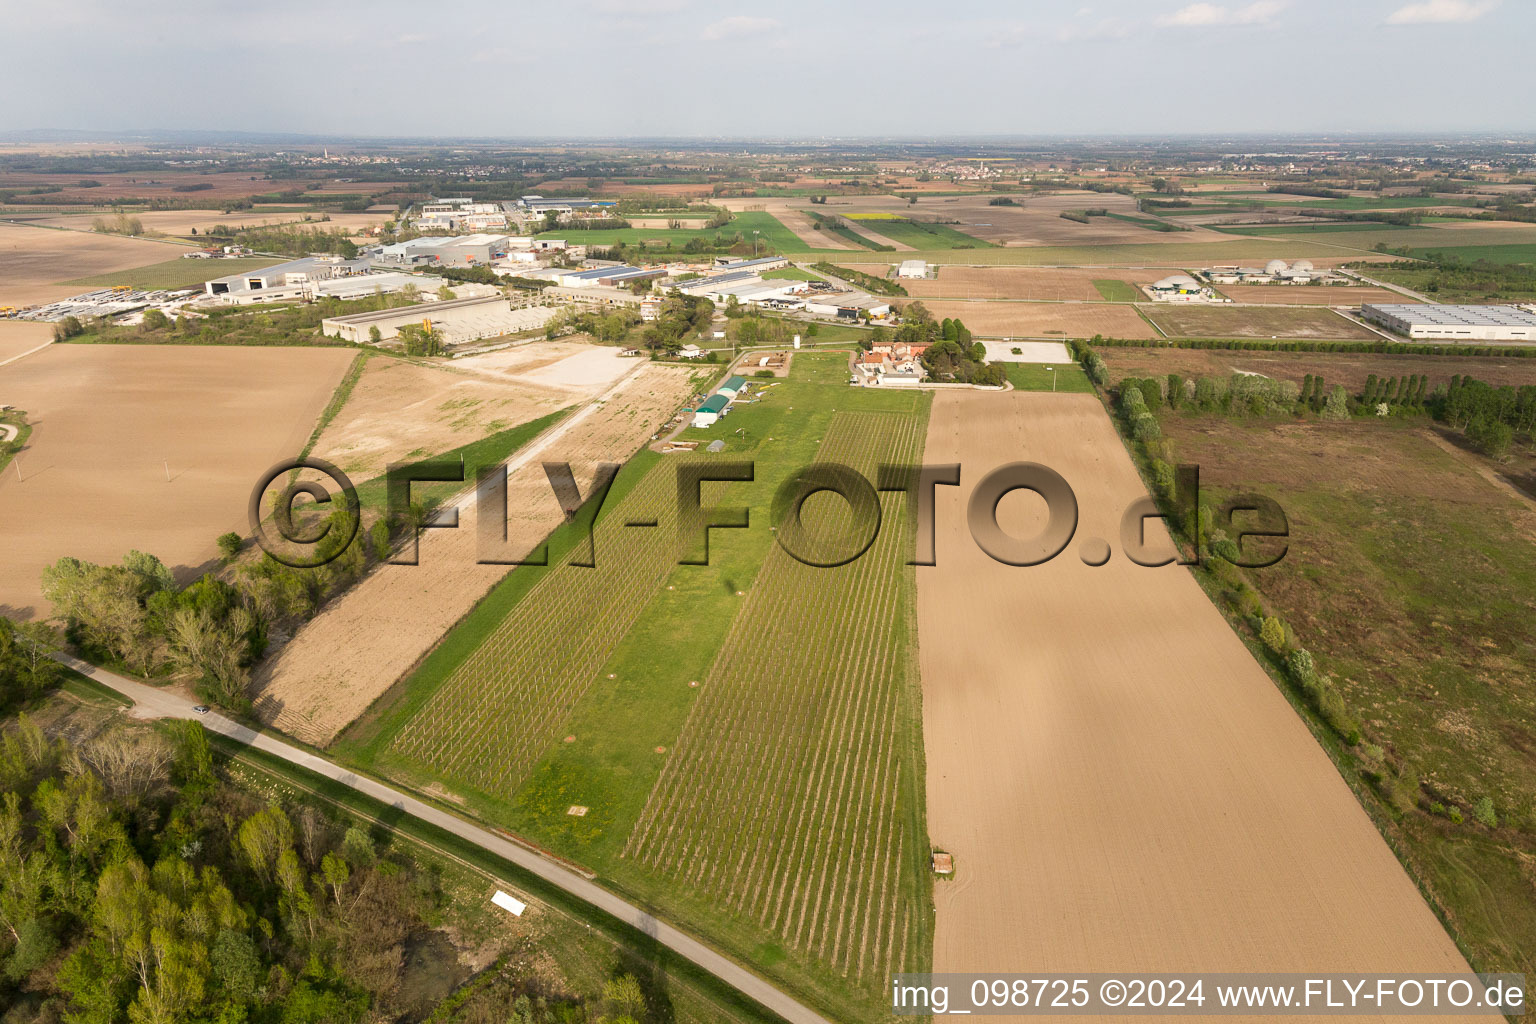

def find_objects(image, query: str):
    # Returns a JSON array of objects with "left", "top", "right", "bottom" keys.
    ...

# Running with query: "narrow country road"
[{"left": 55, "top": 652, "right": 831, "bottom": 1024}]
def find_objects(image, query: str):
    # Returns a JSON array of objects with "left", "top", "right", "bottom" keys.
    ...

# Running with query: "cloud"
[
  {"left": 1158, "top": 1, "right": 1285, "bottom": 26},
  {"left": 1385, "top": 0, "right": 1496, "bottom": 24},
  {"left": 700, "top": 15, "right": 779, "bottom": 41}
]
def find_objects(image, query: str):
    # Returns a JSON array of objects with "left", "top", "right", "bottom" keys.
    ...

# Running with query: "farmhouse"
[
  {"left": 1362, "top": 303, "right": 1536, "bottom": 342},
  {"left": 320, "top": 294, "right": 553, "bottom": 344}
]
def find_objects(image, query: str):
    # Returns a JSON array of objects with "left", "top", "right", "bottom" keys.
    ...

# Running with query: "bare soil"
[
  {"left": 1217, "top": 284, "right": 1418, "bottom": 305},
  {"left": 907, "top": 299, "right": 1159, "bottom": 340},
  {"left": 918, "top": 391, "right": 1474, "bottom": 982},
  {"left": 0, "top": 222, "right": 189, "bottom": 305},
  {"left": 899, "top": 266, "right": 1161, "bottom": 301},
  {"left": 0, "top": 345, "right": 353, "bottom": 618},
  {"left": 0, "top": 321, "right": 55, "bottom": 364},
  {"left": 312, "top": 355, "right": 572, "bottom": 482},
  {"left": 1100, "top": 345, "right": 1536, "bottom": 392},
  {"left": 1143, "top": 304, "right": 1380, "bottom": 341}
]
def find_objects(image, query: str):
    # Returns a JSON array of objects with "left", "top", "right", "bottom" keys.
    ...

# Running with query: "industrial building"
[
  {"left": 558, "top": 265, "right": 668, "bottom": 289},
  {"left": 1203, "top": 259, "right": 1332, "bottom": 286},
  {"left": 320, "top": 295, "right": 554, "bottom": 345},
  {"left": 711, "top": 255, "right": 790, "bottom": 273},
  {"left": 416, "top": 198, "right": 510, "bottom": 232},
  {"left": 1361, "top": 303, "right": 1536, "bottom": 342},
  {"left": 678, "top": 271, "right": 809, "bottom": 308},
  {"left": 897, "top": 260, "right": 928, "bottom": 279},
  {"left": 516, "top": 195, "right": 617, "bottom": 215},
  {"left": 1146, "top": 274, "right": 1208, "bottom": 302},
  {"left": 202, "top": 256, "right": 371, "bottom": 302},
  {"left": 375, "top": 234, "right": 512, "bottom": 267}
]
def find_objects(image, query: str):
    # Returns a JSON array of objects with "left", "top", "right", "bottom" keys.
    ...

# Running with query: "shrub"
[
  {"left": 216, "top": 532, "right": 242, "bottom": 561},
  {"left": 1321, "top": 385, "right": 1350, "bottom": 421},
  {"left": 1448, "top": 806, "right": 1464, "bottom": 825},
  {"left": 1150, "top": 459, "right": 1175, "bottom": 497},
  {"left": 1259, "top": 615, "right": 1288, "bottom": 655},
  {"left": 1193, "top": 376, "right": 1220, "bottom": 409},
  {"left": 1317, "top": 686, "right": 1361, "bottom": 745},
  {"left": 1472, "top": 796, "right": 1498, "bottom": 828},
  {"left": 1211, "top": 537, "right": 1241, "bottom": 564},
  {"left": 1290, "top": 649, "right": 1319, "bottom": 684},
  {"left": 1132, "top": 414, "right": 1161, "bottom": 443},
  {"left": 1466, "top": 416, "right": 1513, "bottom": 460},
  {"left": 1138, "top": 378, "right": 1162, "bottom": 409}
]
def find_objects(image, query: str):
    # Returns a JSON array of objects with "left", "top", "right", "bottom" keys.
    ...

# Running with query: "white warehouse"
[{"left": 1361, "top": 304, "right": 1536, "bottom": 343}]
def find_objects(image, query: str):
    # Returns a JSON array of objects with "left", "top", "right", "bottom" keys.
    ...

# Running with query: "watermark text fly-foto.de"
[{"left": 250, "top": 456, "right": 1288, "bottom": 571}]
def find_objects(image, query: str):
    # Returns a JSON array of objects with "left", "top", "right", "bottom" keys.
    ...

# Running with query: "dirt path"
[
  {"left": 918, "top": 392, "right": 1472, "bottom": 1010},
  {"left": 251, "top": 363, "right": 698, "bottom": 745}
]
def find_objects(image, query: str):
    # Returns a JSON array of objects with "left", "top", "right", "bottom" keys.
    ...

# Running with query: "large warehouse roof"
[{"left": 1363, "top": 304, "right": 1536, "bottom": 328}]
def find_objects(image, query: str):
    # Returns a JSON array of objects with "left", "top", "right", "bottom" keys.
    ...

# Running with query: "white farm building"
[{"left": 897, "top": 260, "right": 928, "bottom": 279}]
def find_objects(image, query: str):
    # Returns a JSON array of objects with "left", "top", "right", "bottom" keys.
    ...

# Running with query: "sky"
[{"left": 3, "top": 0, "right": 1532, "bottom": 139}]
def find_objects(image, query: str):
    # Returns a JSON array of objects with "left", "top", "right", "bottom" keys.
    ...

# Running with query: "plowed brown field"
[
  {"left": 0, "top": 345, "right": 353, "bottom": 618},
  {"left": 910, "top": 300, "right": 1159, "bottom": 340},
  {"left": 918, "top": 392, "right": 1471, "bottom": 1005},
  {"left": 899, "top": 267, "right": 1160, "bottom": 301}
]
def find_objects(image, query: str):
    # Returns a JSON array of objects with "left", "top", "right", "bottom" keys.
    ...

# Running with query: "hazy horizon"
[{"left": 6, "top": 0, "right": 1533, "bottom": 139}]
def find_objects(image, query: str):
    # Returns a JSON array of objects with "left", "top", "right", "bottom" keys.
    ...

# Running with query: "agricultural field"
[
  {"left": 1090, "top": 278, "right": 1144, "bottom": 302},
  {"left": 1158, "top": 413, "right": 1536, "bottom": 981},
  {"left": 15, "top": 208, "right": 390, "bottom": 237},
  {"left": 0, "top": 344, "right": 353, "bottom": 617},
  {"left": 887, "top": 266, "right": 1159, "bottom": 301},
  {"left": 919, "top": 391, "right": 1474, "bottom": 981},
  {"left": 1141, "top": 303, "right": 1379, "bottom": 340},
  {"left": 815, "top": 240, "right": 1397, "bottom": 267},
  {"left": 310, "top": 346, "right": 584, "bottom": 484},
  {"left": 0, "top": 221, "right": 192, "bottom": 304},
  {"left": 336, "top": 352, "right": 933, "bottom": 1021},
  {"left": 1214, "top": 284, "right": 1416, "bottom": 305},
  {"left": 63, "top": 255, "right": 282, "bottom": 292},
  {"left": 907, "top": 299, "right": 1159, "bottom": 340},
  {"left": 813, "top": 192, "right": 1238, "bottom": 248},
  {"left": 537, "top": 211, "right": 807, "bottom": 253},
  {"left": 1097, "top": 345, "right": 1536, "bottom": 393},
  {"left": 0, "top": 320, "right": 54, "bottom": 363},
  {"left": 252, "top": 361, "right": 698, "bottom": 745},
  {"left": 1001, "top": 361, "right": 1094, "bottom": 392},
  {"left": 844, "top": 215, "right": 992, "bottom": 250}
]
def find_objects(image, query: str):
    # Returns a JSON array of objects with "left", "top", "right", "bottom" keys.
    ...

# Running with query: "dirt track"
[
  {"left": 252, "top": 362, "right": 697, "bottom": 745},
  {"left": 917, "top": 392, "right": 1472, "bottom": 1013}
]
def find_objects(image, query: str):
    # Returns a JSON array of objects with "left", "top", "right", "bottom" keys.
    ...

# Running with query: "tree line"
[{"left": 0, "top": 709, "right": 663, "bottom": 1023}]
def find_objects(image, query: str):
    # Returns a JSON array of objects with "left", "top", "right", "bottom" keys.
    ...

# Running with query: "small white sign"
[{"left": 492, "top": 890, "right": 526, "bottom": 917}]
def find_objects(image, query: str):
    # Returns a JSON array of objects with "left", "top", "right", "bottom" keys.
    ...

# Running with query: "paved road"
[
  {"left": 56, "top": 652, "right": 831, "bottom": 1024},
  {"left": 1338, "top": 267, "right": 1432, "bottom": 302}
]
